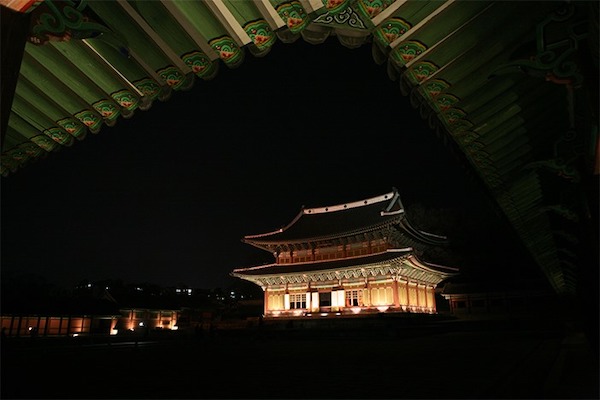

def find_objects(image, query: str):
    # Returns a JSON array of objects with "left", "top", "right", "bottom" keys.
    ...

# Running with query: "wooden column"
[
  {"left": 9, "top": 315, "right": 15, "bottom": 337},
  {"left": 15, "top": 316, "right": 22, "bottom": 337},
  {"left": 263, "top": 288, "right": 269, "bottom": 315},
  {"left": 393, "top": 277, "right": 400, "bottom": 308}
]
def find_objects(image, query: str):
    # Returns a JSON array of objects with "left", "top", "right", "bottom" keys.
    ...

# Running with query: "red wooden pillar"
[
  {"left": 393, "top": 277, "right": 400, "bottom": 308},
  {"left": 263, "top": 288, "right": 268, "bottom": 316}
]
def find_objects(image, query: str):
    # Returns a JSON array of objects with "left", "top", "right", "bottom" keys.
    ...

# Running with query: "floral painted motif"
[
  {"left": 20, "top": 142, "right": 46, "bottom": 157},
  {"left": 209, "top": 36, "right": 243, "bottom": 68},
  {"left": 57, "top": 117, "right": 85, "bottom": 138},
  {"left": 276, "top": 1, "right": 309, "bottom": 33},
  {"left": 391, "top": 41, "right": 427, "bottom": 66},
  {"left": 134, "top": 78, "right": 160, "bottom": 100},
  {"left": 182, "top": 51, "right": 215, "bottom": 78},
  {"left": 407, "top": 61, "right": 438, "bottom": 83},
  {"left": 92, "top": 99, "right": 119, "bottom": 120},
  {"left": 244, "top": 20, "right": 276, "bottom": 51},
  {"left": 31, "top": 135, "right": 58, "bottom": 152},
  {"left": 324, "top": 0, "right": 349, "bottom": 14},
  {"left": 157, "top": 66, "right": 185, "bottom": 90},
  {"left": 7, "top": 148, "right": 28, "bottom": 162},
  {"left": 453, "top": 130, "right": 479, "bottom": 145},
  {"left": 44, "top": 127, "right": 73, "bottom": 146},
  {"left": 1, "top": 155, "right": 20, "bottom": 173},
  {"left": 469, "top": 151, "right": 493, "bottom": 171},
  {"left": 74, "top": 110, "right": 102, "bottom": 132},
  {"left": 112, "top": 90, "right": 139, "bottom": 111},
  {"left": 435, "top": 94, "right": 460, "bottom": 112},
  {"left": 355, "top": 0, "right": 392, "bottom": 18},
  {"left": 422, "top": 79, "right": 450, "bottom": 101},
  {"left": 442, "top": 109, "right": 472, "bottom": 132},
  {"left": 373, "top": 18, "right": 411, "bottom": 47}
]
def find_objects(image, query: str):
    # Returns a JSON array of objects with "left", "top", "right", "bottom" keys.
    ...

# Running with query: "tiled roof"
[
  {"left": 243, "top": 189, "right": 403, "bottom": 244},
  {"left": 232, "top": 249, "right": 449, "bottom": 277}
]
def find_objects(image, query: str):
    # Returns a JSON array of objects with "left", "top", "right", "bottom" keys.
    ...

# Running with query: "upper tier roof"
[{"left": 242, "top": 188, "right": 446, "bottom": 246}]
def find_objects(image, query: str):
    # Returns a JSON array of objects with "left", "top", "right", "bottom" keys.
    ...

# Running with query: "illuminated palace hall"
[{"left": 232, "top": 188, "right": 458, "bottom": 318}]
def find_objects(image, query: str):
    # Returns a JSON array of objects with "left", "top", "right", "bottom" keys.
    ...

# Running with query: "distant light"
[
  {"left": 171, "top": 326, "right": 178, "bottom": 331},
  {"left": 377, "top": 306, "right": 389, "bottom": 312},
  {"left": 72, "top": 333, "right": 79, "bottom": 337},
  {"left": 351, "top": 307, "right": 361, "bottom": 314},
  {"left": 28, "top": 327, "right": 33, "bottom": 331},
  {"left": 110, "top": 329, "right": 118, "bottom": 335},
  {"left": 187, "top": 289, "right": 192, "bottom": 293},
  {"left": 105, "top": 286, "right": 109, "bottom": 290},
  {"left": 87, "top": 283, "right": 92, "bottom": 288},
  {"left": 139, "top": 322, "right": 144, "bottom": 327},
  {"left": 320, "top": 313, "right": 328, "bottom": 317}
]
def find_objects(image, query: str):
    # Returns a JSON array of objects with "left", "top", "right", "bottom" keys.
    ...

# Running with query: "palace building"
[{"left": 231, "top": 188, "right": 458, "bottom": 318}]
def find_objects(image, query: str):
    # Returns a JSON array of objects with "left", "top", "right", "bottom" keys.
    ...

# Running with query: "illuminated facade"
[
  {"left": 0, "top": 314, "right": 118, "bottom": 337},
  {"left": 113, "top": 308, "right": 179, "bottom": 334},
  {"left": 232, "top": 188, "right": 458, "bottom": 318},
  {"left": 0, "top": 308, "right": 179, "bottom": 337}
]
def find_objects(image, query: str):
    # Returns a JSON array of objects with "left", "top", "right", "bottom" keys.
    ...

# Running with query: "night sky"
[{"left": 1, "top": 38, "right": 536, "bottom": 290}]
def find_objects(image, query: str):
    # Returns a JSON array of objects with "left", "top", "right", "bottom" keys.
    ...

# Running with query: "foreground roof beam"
[
  {"left": 371, "top": 0, "right": 408, "bottom": 27},
  {"left": 81, "top": 39, "right": 144, "bottom": 99},
  {"left": 299, "top": 0, "right": 325, "bottom": 15},
  {"left": 205, "top": 0, "right": 253, "bottom": 47},
  {"left": 252, "top": 0, "right": 286, "bottom": 30},
  {"left": 7, "top": 112, "right": 59, "bottom": 153},
  {"left": 404, "top": 2, "right": 494, "bottom": 70},
  {"left": 116, "top": 0, "right": 191, "bottom": 74},
  {"left": 388, "top": 0, "right": 455, "bottom": 50},
  {"left": 159, "top": 0, "right": 220, "bottom": 61}
]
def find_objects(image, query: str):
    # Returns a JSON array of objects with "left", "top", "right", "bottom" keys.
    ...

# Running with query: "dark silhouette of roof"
[{"left": 242, "top": 188, "right": 446, "bottom": 247}]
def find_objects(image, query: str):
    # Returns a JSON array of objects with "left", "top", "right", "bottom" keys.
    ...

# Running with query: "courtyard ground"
[{"left": 1, "top": 316, "right": 598, "bottom": 399}]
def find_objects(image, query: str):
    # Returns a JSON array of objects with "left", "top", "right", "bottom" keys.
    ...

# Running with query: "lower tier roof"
[{"left": 231, "top": 249, "right": 458, "bottom": 287}]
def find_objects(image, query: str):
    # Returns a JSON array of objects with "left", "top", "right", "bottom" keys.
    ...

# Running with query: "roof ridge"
[{"left": 303, "top": 188, "right": 398, "bottom": 215}]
